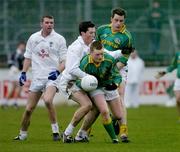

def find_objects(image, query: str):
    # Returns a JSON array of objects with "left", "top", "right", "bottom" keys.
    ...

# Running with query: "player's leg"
[
  {"left": 92, "top": 93, "right": 118, "bottom": 143},
  {"left": 118, "top": 82, "right": 129, "bottom": 142},
  {"left": 108, "top": 95, "right": 129, "bottom": 143},
  {"left": 14, "top": 91, "right": 42, "bottom": 140},
  {"left": 43, "top": 85, "right": 60, "bottom": 141},
  {"left": 12, "top": 81, "right": 22, "bottom": 109},
  {"left": 174, "top": 90, "right": 180, "bottom": 122},
  {"left": 132, "top": 83, "right": 140, "bottom": 108},
  {"left": 75, "top": 105, "right": 100, "bottom": 142},
  {"left": 173, "top": 79, "right": 180, "bottom": 122},
  {"left": 63, "top": 90, "right": 92, "bottom": 143},
  {"left": 1, "top": 81, "right": 16, "bottom": 109}
]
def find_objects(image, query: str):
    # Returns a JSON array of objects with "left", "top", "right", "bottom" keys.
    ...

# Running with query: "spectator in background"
[
  {"left": 147, "top": 1, "right": 164, "bottom": 55},
  {"left": 1, "top": 41, "right": 26, "bottom": 109},
  {"left": 125, "top": 50, "right": 145, "bottom": 108}
]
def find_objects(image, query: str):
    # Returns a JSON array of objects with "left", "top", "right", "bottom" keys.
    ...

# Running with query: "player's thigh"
[
  {"left": 118, "top": 82, "right": 126, "bottom": 97},
  {"left": 174, "top": 90, "right": 180, "bottom": 102},
  {"left": 108, "top": 97, "right": 123, "bottom": 118},
  {"left": 43, "top": 86, "right": 57, "bottom": 103},
  {"left": 92, "top": 94, "right": 109, "bottom": 114},
  {"left": 26, "top": 91, "right": 42, "bottom": 110},
  {"left": 71, "top": 90, "right": 92, "bottom": 106}
]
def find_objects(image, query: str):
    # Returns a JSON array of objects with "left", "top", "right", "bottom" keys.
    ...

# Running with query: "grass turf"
[{"left": 0, "top": 105, "right": 180, "bottom": 152}]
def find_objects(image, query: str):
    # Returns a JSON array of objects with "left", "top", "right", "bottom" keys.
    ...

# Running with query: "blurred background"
[{"left": 1, "top": 0, "right": 180, "bottom": 67}]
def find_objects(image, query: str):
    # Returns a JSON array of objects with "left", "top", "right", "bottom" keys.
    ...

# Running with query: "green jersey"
[
  {"left": 78, "top": 53, "right": 122, "bottom": 88},
  {"left": 96, "top": 24, "right": 134, "bottom": 65},
  {"left": 166, "top": 52, "right": 180, "bottom": 78}
]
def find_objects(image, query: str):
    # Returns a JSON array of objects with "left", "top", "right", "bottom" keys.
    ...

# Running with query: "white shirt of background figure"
[
  {"left": 24, "top": 29, "right": 67, "bottom": 80},
  {"left": 125, "top": 51, "right": 145, "bottom": 108},
  {"left": 127, "top": 51, "right": 144, "bottom": 84}
]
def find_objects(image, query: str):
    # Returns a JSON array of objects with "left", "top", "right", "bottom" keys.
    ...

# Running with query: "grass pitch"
[{"left": 0, "top": 104, "right": 180, "bottom": 152}]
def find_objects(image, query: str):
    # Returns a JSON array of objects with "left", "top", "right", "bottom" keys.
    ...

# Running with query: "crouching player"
[{"left": 75, "top": 41, "right": 124, "bottom": 143}]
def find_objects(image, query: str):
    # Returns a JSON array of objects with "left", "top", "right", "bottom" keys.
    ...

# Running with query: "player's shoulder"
[
  {"left": 53, "top": 31, "right": 66, "bottom": 41},
  {"left": 124, "top": 28, "right": 132, "bottom": 37},
  {"left": 29, "top": 31, "right": 40, "bottom": 39},
  {"left": 104, "top": 52, "right": 115, "bottom": 61},
  {"left": 68, "top": 37, "right": 83, "bottom": 50},
  {"left": 97, "top": 24, "right": 111, "bottom": 31},
  {"left": 80, "top": 54, "right": 89, "bottom": 66}
]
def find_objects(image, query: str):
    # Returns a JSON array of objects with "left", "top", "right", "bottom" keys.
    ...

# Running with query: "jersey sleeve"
[
  {"left": 166, "top": 53, "right": 178, "bottom": 72},
  {"left": 58, "top": 36, "right": 67, "bottom": 63},
  {"left": 24, "top": 36, "right": 33, "bottom": 59},
  {"left": 65, "top": 45, "right": 87, "bottom": 79}
]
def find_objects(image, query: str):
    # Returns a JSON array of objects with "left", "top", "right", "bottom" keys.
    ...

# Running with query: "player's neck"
[{"left": 41, "top": 30, "right": 51, "bottom": 37}]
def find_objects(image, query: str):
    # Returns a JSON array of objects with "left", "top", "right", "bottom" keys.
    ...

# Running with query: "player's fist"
[
  {"left": 19, "top": 72, "right": 26, "bottom": 86},
  {"left": 105, "top": 83, "right": 118, "bottom": 90},
  {"left": 121, "top": 46, "right": 135, "bottom": 55},
  {"left": 155, "top": 71, "right": 166, "bottom": 79},
  {"left": 48, "top": 70, "right": 60, "bottom": 80}
]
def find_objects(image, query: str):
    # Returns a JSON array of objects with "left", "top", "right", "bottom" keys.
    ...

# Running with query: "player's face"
[
  {"left": 91, "top": 48, "right": 104, "bottom": 64},
  {"left": 111, "top": 14, "right": 125, "bottom": 32},
  {"left": 41, "top": 17, "right": 54, "bottom": 36},
  {"left": 82, "top": 27, "right": 96, "bottom": 45},
  {"left": 18, "top": 44, "right": 26, "bottom": 52}
]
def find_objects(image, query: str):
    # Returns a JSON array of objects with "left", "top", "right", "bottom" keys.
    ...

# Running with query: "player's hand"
[
  {"left": 48, "top": 70, "right": 60, "bottom": 80},
  {"left": 105, "top": 83, "right": 118, "bottom": 90},
  {"left": 121, "top": 46, "right": 135, "bottom": 55},
  {"left": 155, "top": 71, "right": 166, "bottom": 79},
  {"left": 19, "top": 72, "right": 26, "bottom": 86}
]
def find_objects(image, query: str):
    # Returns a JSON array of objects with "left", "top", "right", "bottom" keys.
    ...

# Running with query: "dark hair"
[
  {"left": 79, "top": 21, "right": 95, "bottom": 35},
  {"left": 111, "top": 8, "right": 127, "bottom": 18},
  {"left": 41, "top": 15, "right": 54, "bottom": 22},
  {"left": 90, "top": 41, "right": 103, "bottom": 52},
  {"left": 17, "top": 41, "right": 26, "bottom": 47}
]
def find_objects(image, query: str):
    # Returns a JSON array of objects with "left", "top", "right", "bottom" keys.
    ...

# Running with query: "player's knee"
[
  {"left": 176, "top": 99, "right": 180, "bottom": 105},
  {"left": 44, "top": 101, "right": 53, "bottom": 109},
  {"left": 176, "top": 96, "right": 180, "bottom": 103},
  {"left": 100, "top": 109, "right": 109, "bottom": 118},
  {"left": 25, "top": 109, "right": 33, "bottom": 116},
  {"left": 81, "top": 102, "right": 92, "bottom": 111},
  {"left": 86, "top": 102, "right": 93, "bottom": 110}
]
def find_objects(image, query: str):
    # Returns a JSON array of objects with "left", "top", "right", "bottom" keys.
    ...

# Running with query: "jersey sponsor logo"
[
  {"left": 114, "top": 38, "right": 121, "bottom": 44},
  {"left": 38, "top": 49, "right": 49, "bottom": 58},
  {"left": 101, "top": 39, "right": 119, "bottom": 49},
  {"left": 49, "top": 42, "right": 53, "bottom": 47}
]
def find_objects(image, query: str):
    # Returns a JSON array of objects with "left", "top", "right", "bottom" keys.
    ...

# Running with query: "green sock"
[{"left": 103, "top": 121, "right": 117, "bottom": 140}]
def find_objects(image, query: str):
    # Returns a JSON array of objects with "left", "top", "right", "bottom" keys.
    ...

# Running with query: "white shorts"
[
  {"left": 89, "top": 88, "right": 119, "bottom": 101},
  {"left": 29, "top": 78, "right": 60, "bottom": 92},
  {"left": 173, "top": 78, "right": 180, "bottom": 91},
  {"left": 59, "top": 76, "right": 81, "bottom": 99}
]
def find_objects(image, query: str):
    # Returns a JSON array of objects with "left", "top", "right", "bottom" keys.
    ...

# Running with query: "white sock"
[
  {"left": 64, "top": 123, "right": 74, "bottom": 136},
  {"left": 51, "top": 123, "right": 59, "bottom": 134}
]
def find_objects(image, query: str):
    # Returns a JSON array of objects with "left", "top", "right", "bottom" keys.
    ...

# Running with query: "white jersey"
[
  {"left": 120, "top": 65, "right": 128, "bottom": 82},
  {"left": 61, "top": 36, "right": 89, "bottom": 82},
  {"left": 24, "top": 29, "right": 67, "bottom": 79},
  {"left": 127, "top": 56, "right": 144, "bottom": 84}
]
